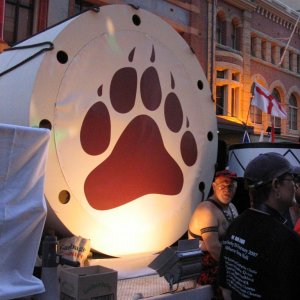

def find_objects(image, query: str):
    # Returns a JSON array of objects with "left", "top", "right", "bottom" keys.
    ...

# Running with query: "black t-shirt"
[{"left": 219, "top": 208, "right": 300, "bottom": 300}]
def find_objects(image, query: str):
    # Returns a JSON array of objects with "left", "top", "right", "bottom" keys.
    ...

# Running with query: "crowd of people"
[{"left": 188, "top": 152, "right": 300, "bottom": 300}]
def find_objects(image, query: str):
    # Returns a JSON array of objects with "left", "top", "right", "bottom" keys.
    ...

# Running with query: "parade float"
[{"left": 0, "top": 4, "right": 218, "bottom": 299}]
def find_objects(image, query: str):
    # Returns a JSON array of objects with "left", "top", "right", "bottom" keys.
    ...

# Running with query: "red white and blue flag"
[
  {"left": 252, "top": 82, "right": 287, "bottom": 119},
  {"left": 242, "top": 130, "right": 251, "bottom": 143}
]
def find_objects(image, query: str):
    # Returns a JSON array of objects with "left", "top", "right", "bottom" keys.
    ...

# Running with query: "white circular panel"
[{"left": 1, "top": 5, "right": 218, "bottom": 256}]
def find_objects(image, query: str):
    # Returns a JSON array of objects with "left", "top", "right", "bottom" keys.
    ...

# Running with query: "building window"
[
  {"left": 261, "top": 40, "right": 267, "bottom": 61},
  {"left": 216, "top": 69, "right": 241, "bottom": 117},
  {"left": 270, "top": 88, "right": 281, "bottom": 128},
  {"left": 231, "top": 19, "right": 240, "bottom": 51},
  {"left": 216, "top": 85, "right": 226, "bottom": 115},
  {"left": 231, "top": 87, "right": 238, "bottom": 117},
  {"left": 232, "top": 72, "right": 239, "bottom": 81},
  {"left": 75, "top": 0, "right": 94, "bottom": 14},
  {"left": 251, "top": 36, "right": 255, "bottom": 56},
  {"left": 4, "top": 0, "right": 34, "bottom": 45},
  {"left": 250, "top": 106, "right": 262, "bottom": 124},
  {"left": 289, "top": 52, "right": 293, "bottom": 71},
  {"left": 216, "top": 12, "right": 226, "bottom": 45},
  {"left": 289, "top": 93, "right": 297, "bottom": 130},
  {"left": 217, "top": 70, "right": 226, "bottom": 78},
  {"left": 231, "top": 24, "right": 237, "bottom": 49},
  {"left": 216, "top": 15, "right": 222, "bottom": 44}
]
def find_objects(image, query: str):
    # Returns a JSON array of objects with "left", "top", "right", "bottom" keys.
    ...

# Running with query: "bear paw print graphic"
[{"left": 80, "top": 46, "right": 198, "bottom": 210}]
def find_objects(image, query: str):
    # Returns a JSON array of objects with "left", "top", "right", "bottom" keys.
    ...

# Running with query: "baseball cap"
[
  {"left": 292, "top": 166, "right": 300, "bottom": 183},
  {"left": 244, "top": 152, "right": 296, "bottom": 188},
  {"left": 293, "top": 166, "right": 300, "bottom": 175},
  {"left": 215, "top": 170, "right": 237, "bottom": 180}
]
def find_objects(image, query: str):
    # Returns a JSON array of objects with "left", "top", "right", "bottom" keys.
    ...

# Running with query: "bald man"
[{"left": 188, "top": 170, "right": 238, "bottom": 297}]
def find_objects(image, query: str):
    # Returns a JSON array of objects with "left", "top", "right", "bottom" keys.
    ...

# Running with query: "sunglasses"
[{"left": 215, "top": 181, "right": 237, "bottom": 190}]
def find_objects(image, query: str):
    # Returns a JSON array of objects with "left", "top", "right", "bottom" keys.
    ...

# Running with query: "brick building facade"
[{"left": 0, "top": 0, "right": 300, "bottom": 146}]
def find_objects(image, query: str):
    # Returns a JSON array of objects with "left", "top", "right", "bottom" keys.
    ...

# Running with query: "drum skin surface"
[{"left": 0, "top": 5, "right": 217, "bottom": 256}]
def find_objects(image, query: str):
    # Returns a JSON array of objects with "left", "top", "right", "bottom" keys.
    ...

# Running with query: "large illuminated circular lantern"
[{"left": 0, "top": 5, "right": 217, "bottom": 256}]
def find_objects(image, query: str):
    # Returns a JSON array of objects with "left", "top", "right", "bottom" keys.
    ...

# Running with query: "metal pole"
[
  {"left": 0, "top": 0, "right": 5, "bottom": 41},
  {"left": 278, "top": 14, "right": 300, "bottom": 66}
]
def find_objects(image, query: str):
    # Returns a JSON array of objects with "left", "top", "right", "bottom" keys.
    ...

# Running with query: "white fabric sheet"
[{"left": 0, "top": 123, "right": 50, "bottom": 299}]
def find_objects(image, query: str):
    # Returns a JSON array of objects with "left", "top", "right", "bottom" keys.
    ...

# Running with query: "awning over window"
[{"left": 217, "top": 116, "right": 254, "bottom": 133}]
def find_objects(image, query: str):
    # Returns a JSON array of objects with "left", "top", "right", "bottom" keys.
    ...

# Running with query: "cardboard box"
[{"left": 60, "top": 265, "right": 117, "bottom": 300}]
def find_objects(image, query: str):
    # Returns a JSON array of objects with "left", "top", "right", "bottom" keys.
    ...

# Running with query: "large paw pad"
[{"left": 80, "top": 47, "right": 197, "bottom": 210}]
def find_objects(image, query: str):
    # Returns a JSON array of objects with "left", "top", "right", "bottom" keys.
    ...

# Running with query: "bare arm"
[
  {"left": 201, "top": 231, "right": 222, "bottom": 261},
  {"left": 220, "top": 287, "right": 232, "bottom": 300},
  {"left": 197, "top": 204, "right": 222, "bottom": 261}
]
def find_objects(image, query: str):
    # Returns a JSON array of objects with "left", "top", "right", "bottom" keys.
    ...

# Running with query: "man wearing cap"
[
  {"left": 219, "top": 152, "right": 300, "bottom": 300},
  {"left": 188, "top": 170, "right": 238, "bottom": 296},
  {"left": 291, "top": 166, "right": 300, "bottom": 235}
]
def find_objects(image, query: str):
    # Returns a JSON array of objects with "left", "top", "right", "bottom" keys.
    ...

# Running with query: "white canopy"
[{"left": 0, "top": 123, "right": 50, "bottom": 299}]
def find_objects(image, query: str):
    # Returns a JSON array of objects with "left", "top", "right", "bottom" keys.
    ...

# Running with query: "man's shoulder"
[
  {"left": 198, "top": 199, "right": 222, "bottom": 211},
  {"left": 193, "top": 200, "right": 223, "bottom": 218},
  {"left": 227, "top": 209, "right": 300, "bottom": 244}
]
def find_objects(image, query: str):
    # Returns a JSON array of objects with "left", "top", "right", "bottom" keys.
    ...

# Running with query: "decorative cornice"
[
  {"left": 216, "top": 48, "right": 244, "bottom": 62},
  {"left": 165, "top": 0, "right": 200, "bottom": 14},
  {"left": 224, "top": 0, "right": 256, "bottom": 12},
  {"left": 256, "top": 0, "right": 300, "bottom": 35}
]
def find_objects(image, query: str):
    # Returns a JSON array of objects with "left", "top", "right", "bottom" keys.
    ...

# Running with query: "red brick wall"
[
  {"left": 37, "top": 0, "right": 49, "bottom": 32},
  {"left": 188, "top": 0, "right": 209, "bottom": 74},
  {"left": 251, "top": 60, "right": 300, "bottom": 91},
  {"left": 252, "top": 11, "right": 300, "bottom": 49}
]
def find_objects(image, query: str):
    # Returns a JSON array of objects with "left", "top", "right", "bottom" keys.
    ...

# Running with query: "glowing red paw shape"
[{"left": 80, "top": 47, "right": 197, "bottom": 210}]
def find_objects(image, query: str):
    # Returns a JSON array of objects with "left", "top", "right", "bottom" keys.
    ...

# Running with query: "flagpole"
[
  {"left": 241, "top": 91, "right": 254, "bottom": 143},
  {"left": 246, "top": 82, "right": 256, "bottom": 128},
  {"left": 245, "top": 95, "right": 253, "bottom": 126},
  {"left": 271, "top": 119, "right": 275, "bottom": 143},
  {"left": 278, "top": 14, "right": 300, "bottom": 66}
]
